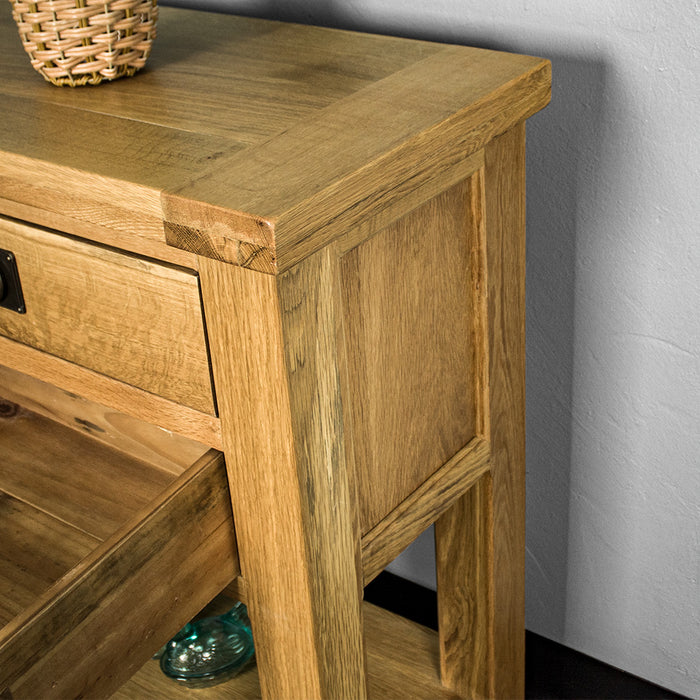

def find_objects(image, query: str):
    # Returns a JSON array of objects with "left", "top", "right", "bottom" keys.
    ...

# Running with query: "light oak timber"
[
  {"left": 364, "top": 604, "right": 460, "bottom": 700},
  {"left": 0, "top": 397, "right": 173, "bottom": 540},
  {"left": 0, "top": 364, "right": 210, "bottom": 476},
  {"left": 0, "top": 149, "right": 163, "bottom": 243},
  {"left": 335, "top": 150, "right": 484, "bottom": 257},
  {"left": 340, "top": 181, "right": 477, "bottom": 533},
  {"left": 0, "top": 450, "right": 239, "bottom": 699},
  {"left": 0, "top": 397, "right": 234, "bottom": 693},
  {"left": 162, "top": 201, "right": 276, "bottom": 274},
  {"left": 0, "top": 96, "right": 243, "bottom": 253},
  {"left": 198, "top": 257, "right": 323, "bottom": 700},
  {"left": 277, "top": 245, "right": 366, "bottom": 698},
  {"left": 199, "top": 253, "right": 366, "bottom": 700},
  {"left": 163, "top": 143, "right": 484, "bottom": 275},
  {"left": 0, "top": 217, "right": 215, "bottom": 414},
  {"left": 436, "top": 122, "right": 529, "bottom": 699},
  {"left": 0, "top": 10, "right": 438, "bottom": 145},
  {"left": 275, "top": 144, "right": 484, "bottom": 271},
  {"left": 114, "top": 602, "right": 460, "bottom": 700},
  {"left": 436, "top": 473, "right": 495, "bottom": 699},
  {"left": 466, "top": 167, "right": 491, "bottom": 439},
  {"left": 0, "top": 337, "right": 223, "bottom": 450},
  {"left": 434, "top": 126, "right": 528, "bottom": 700},
  {"left": 434, "top": 162, "right": 496, "bottom": 698},
  {"left": 0, "top": 197, "right": 197, "bottom": 269},
  {"left": 485, "top": 122, "right": 529, "bottom": 700},
  {"left": 163, "top": 49, "right": 550, "bottom": 270},
  {"left": 362, "top": 437, "right": 491, "bottom": 587}
]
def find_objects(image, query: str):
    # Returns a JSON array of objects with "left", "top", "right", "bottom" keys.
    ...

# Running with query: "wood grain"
[
  {"left": 0, "top": 336, "right": 222, "bottom": 450},
  {"left": 362, "top": 437, "right": 491, "bottom": 587},
  {"left": 277, "top": 246, "right": 367, "bottom": 699},
  {"left": 0, "top": 6, "right": 549, "bottom": 271},
  {"left": 0, "top": 195, "right": 197, "bottom": 269},
  {"left": 200, "top": 253, "right": 366, "bottom": 700},
  {"left": 0, "top": 397, "right": 174, "bottom": 541},
  {"left": 364, "top": 604, "right": 460, "bottom": 700},
  {"left": 0, "top": 364, "right": 210, "bottom": 476},
  {"left": 198, "top": 258, "right": 324, "bottom": 700},
  {"left": 1, "top": 450, "right": 238, "bottom": 699},
  {"left": 0, "top": 492, "right": 98, "bottom": 627},
  {"left": 340, "top": 181, "right": 476, "bottom": 533},
  {"left": 485, "top": 123, "right": 528, "bottom": 699},
  {"left": 0, "top": 218, "right": 215, "bottom": 414},
  {"left": 335, "top": 150, "right": 484, "bottom": 257},
  {"left": 0, "top": 91, "right": 241, "bottom": 257},
  {"left": 436, "top": 473, "right": 495, "bottom": 699},
  {"left": 163, "top": 45, "right": 550, "bottom": 270},
  {"left": 0, "top": 9, "right": 438, "bottom": 145},
  {"left": 114, "top": 602, "right": 460, "bottom": 700},
  {"left": 467, "top": 168, "right": 491, "bottom": 438},
  {"left": 431, "top": 162, "right": 497, "bottom": 698}
]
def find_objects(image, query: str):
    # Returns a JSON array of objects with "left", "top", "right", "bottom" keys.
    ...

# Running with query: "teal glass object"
[{"left": 160, "top": 602, "right": 255, "bottom": 687}]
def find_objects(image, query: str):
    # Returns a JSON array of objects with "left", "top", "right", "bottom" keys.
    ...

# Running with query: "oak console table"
[{"left": 0, "top": 6, "right": 550, "bottom": 698}]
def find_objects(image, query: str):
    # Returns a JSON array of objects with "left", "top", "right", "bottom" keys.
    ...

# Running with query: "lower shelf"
[
  {"left": 0, "top": 369, "right": 239, "bottom": 699},
  {"left": 115, "top": 600, "right": 460, "bottom": 699}
]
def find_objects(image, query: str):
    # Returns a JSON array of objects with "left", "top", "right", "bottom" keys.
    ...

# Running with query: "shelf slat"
[
  {"left": 0, "top": 397, "right": 175, "bottom": 540},
  {"left": 0, "top": 363, "right": 212, "bottom": 476}
]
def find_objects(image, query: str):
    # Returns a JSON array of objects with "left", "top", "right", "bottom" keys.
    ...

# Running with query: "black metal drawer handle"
[{"left": 0, "top": 249, "right": 26, "bottom": 314}]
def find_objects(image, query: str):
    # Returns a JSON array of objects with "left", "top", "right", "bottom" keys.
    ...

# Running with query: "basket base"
[{"left": 10, "top": 0, "right": 158, "bottom": 87}]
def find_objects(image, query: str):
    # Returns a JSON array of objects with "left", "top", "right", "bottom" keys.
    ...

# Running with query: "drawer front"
[{"left": 0, "top": 217, "right": 215, "bottom": 415}]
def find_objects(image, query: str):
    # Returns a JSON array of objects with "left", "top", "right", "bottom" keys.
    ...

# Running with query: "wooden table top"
[{"left": 0, "top": 6, "right": 550, "bottom": 271}]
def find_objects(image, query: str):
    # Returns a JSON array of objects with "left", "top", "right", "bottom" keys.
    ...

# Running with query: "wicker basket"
[{"left": 9, "top": 0, "right": 158, "bottom": 86}]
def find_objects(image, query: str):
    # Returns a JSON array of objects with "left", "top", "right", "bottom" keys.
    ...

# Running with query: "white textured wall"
[{"left": 166, "top": 1, "right": 700, "bottom": 696}]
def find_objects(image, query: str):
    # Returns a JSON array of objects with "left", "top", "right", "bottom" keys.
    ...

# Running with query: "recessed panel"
[{"left": 341, "top": 180, "right": 478, "bottom": 533}]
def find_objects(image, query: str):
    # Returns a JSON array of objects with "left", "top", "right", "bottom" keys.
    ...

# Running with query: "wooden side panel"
[
  {"left": 340, "top": 181, "right": 476, "bottom": 533},
  {"left": 0, "top": 217, "right": 215, "bottom": 414},
  {"left": 0, "top": 451, "right": 238, "bottom": 699}
]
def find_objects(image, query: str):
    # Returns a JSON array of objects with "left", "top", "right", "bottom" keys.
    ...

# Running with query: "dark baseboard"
[{"left": 364, "top": 572, "right": 687, "bottom": 700}]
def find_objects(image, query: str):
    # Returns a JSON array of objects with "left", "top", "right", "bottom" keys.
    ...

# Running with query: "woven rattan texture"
[{"left": 9, "top": 0, "right": 158, "bottom": 86}]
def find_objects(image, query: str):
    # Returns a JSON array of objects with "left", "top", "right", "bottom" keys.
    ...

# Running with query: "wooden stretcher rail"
[{"left": 361, "top": 437, "right": 491, "bottom": 586}]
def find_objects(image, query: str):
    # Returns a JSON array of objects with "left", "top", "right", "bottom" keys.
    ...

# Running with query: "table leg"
[
  {"left": 436, "top": 123, "right": 527, "bottom": 699},
  {"left": 199, "top": 250, "right": 367, "bottom": 700}
]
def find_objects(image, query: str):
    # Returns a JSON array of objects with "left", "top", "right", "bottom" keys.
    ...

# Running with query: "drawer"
[
  {"left": 0, "top": 370, "right": 239, "bottom": 699},
  {"left": 0, "top": 217, "right": 216, "bottom": 415}
]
